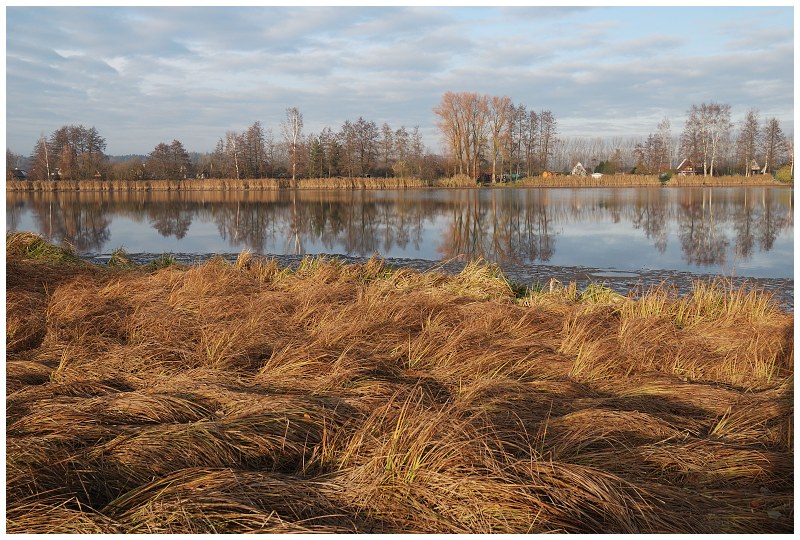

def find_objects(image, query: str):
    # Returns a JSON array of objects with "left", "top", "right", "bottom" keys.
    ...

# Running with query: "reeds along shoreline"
[
  {"left": 5, "top": 173, "right": 786, "bottom": 192},
  {"left": 5, "top": 232, "right": 794, "bottom": 533}
]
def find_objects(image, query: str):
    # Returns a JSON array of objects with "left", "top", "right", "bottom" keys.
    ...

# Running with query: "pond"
[{"left": 6, "top": 186, "right": 794, "bottom": 307}]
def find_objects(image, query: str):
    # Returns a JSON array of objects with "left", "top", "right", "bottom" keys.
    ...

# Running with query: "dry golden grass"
[
  {"left": 5, "top": 232, "right": 794, "bottom": 533},
  {"left": 5, "top": 176, "right": 429, "bottom": 192},
  {"left": 518, "top": 173, "right": 783, "bottom": 188},
  {"left": 5, "top": 173, "right": 784, "bottom": 192}
]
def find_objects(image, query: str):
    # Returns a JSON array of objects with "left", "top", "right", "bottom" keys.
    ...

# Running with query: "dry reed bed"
[
  {"left": 6, "top": 174, "right": 784, "bottom": 192},
  {"left": 5, "top": 176, "right": 430, "bottom": 192},
  {"left": 6, "top": 232, "right": 793, "bottom": 533}
]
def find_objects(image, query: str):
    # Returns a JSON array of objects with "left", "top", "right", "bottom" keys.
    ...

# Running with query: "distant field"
[
  {"left": 6, "top": 232, "right": 793, "bottom": 533},
  {"left": 5, "top": 173, "right": 786, "bottom": 191}
]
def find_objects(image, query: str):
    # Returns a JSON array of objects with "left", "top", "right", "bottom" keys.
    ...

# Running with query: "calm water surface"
[{"left": 6, "top": 186, "right": 794, "bottom": 305}]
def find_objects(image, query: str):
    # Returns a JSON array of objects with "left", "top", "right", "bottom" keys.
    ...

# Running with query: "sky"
[{"left": 5, "top": 4, "right": 795, "bottom": 156}]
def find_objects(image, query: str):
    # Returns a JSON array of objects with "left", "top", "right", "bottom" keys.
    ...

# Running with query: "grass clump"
[
  {"left": 5, "top": 233, "right": 794, "bottom": 534},
  {"left": 107, "top": 247, "right": 138, "bottom": 269},
  {"left": 6, "top": 232, "right": 83, "bottom": 264},
  {"left": 580, "top": 282, "right": 625, "bottom": 304},
  {"left": 144, "top": 253, "right": 182, "bottom": 271}
]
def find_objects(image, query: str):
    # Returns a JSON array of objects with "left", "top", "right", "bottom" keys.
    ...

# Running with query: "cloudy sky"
[{"left": 5, "top": 5, "right": 794, "bottom": 156}]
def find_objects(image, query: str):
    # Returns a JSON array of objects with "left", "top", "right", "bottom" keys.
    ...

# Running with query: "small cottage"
[
  {"left": 676, "top": 159, "right": 696, "bottom": 176},
  {"left": 571, "top": 162, "right": 587, "bottom": 176}
]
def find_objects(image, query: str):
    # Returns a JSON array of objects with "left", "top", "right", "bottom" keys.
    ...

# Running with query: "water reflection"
[
  {"left": 5, "top": 186, "right": 793, "bottom": 278},
  {"left": 437, "top": 189, "right": 557, "bottom": 263}
]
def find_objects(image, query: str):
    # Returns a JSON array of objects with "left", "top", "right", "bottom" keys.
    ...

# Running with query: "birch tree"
[
  {"left": 681, "top": 102, "right": 732, "bottom": 176},
  {"left": 225, "top": 131, "right": 242, "bottom": 180},
  {"left": 29, "top": 135, "right": 51, "bottom": 181},
  {"left": 282, "top": 107, "right": 303, "bottom": 182}
]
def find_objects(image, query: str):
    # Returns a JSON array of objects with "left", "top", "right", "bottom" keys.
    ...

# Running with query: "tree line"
[
  {"left": 628, "top": 103, "right": 791, "bottom": 178},
  {"left": 6, "top": 95, "right": 793, "bottom": 183}
]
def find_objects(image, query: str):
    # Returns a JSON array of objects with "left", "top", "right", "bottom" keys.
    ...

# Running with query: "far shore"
[{"left": 5, "top": 173, "right": 789, "bottom": 192}]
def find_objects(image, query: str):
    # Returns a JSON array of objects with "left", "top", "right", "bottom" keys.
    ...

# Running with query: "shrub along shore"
[
  {"left": 5, "top": 173, "right": 788, "bottom": 192},
  {"left": 6, "top": 232, "right": 793, "bottom": 533}
]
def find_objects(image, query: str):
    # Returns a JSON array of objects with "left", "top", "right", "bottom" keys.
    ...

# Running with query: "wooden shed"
[{"left": 676, "top": 159, "right": 697, "bottom": 176}]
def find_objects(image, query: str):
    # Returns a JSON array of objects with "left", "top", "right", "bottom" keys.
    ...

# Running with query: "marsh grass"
[
  {"left": 6, "top": 173, "right": 782, "bottom": 193},
  {"left": 517, "top": 173, "right": 782, "bottom": 188},
  {"left": 5, "top": 232, "right": 794, "bottom": 533}
]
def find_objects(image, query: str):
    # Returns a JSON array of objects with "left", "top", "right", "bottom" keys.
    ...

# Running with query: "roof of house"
[{"left": 571, "top": 162, "right": 587, "bottom": 176}]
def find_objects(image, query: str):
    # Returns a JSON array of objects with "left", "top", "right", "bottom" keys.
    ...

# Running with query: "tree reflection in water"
[
  {"left": 20, "top": 191, "right": 111, "bottom": 252},
  {"left": 678, "top": 189, "right": 731, "bottom": 267},
  {"left": 438, "top": 189, "right": 556, "bottom": 263},
  {"left": 6, "top": 186, "right": 793, "bottom": 277}
]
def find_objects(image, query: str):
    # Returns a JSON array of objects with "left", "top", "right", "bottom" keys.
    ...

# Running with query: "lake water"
[{"left": 6, "top": 186, "right": 794, "bottom": 306}]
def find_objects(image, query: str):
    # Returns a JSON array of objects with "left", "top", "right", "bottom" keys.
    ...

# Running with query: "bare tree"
[
  {"left": 633, "top": 125, "right": 669, "bottom": 175},
  {"left": 657, "top": 117, "right": 672, "bottom": 170},
  {"left": 467, "top": 94, "right": 490, "bottom": 178},
  {"left": 380, "top": 122, "right": 394, "bottom": 177},
  {"left": 264, "top": 128, "right": 277, "bottom": 177},
  {"left": 243, "top": 121, "right": 267, "bottom": 178},
  {"left": 40, "top": 125, "right": 107, "bottom": 180},
  {"left": 146, "top": 139, "right": 191, "bottom": 180},
  {"left": 761, "top": 117, "right": 787, "bottom": 174},
  {"left": 434, "top": 91, "right": 467, "bottom": 176},
  {"left": 339, "top": 120, "right": 357, "bottom": 177},
  {"left": 538, "top": 110, "right": 558, "bottom": 173},
  {"left": 488, "top": 95, "right": 511, "bottom": 182},
  {"left": 410, "top": 126, "right": 425, "bottom": 178},
  {"left": 353, "top": 117, "right": 379, "bottom": 176},
  {"left": 28, "top": 135, "right": 51, "bottom": 181},
  {"left": 393, "top": 126, "right": 410, "bottom": 177},
  {"left": 319, "top": 126, "right": 339, "bottom": 178},
  {"left": 434, "top": 91, "right": 489, "bottom": 178},
  {"left": 225, "top": 131, "right": 242, "bottom": 180},
  {"left": 525, "top": 110, "right": 539, "bottom": 175},
  {"left": 736, "top": 109, "right": 760, "bottom": 176},
  {"left": 282, "top": 107, "right": 303, "bottom": 182},
  {"left": 505, "top": 103, "right": 527, "bottom": 177},
  {"left": 170, "top": 139, "right": 191, "bottom": 179}
]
